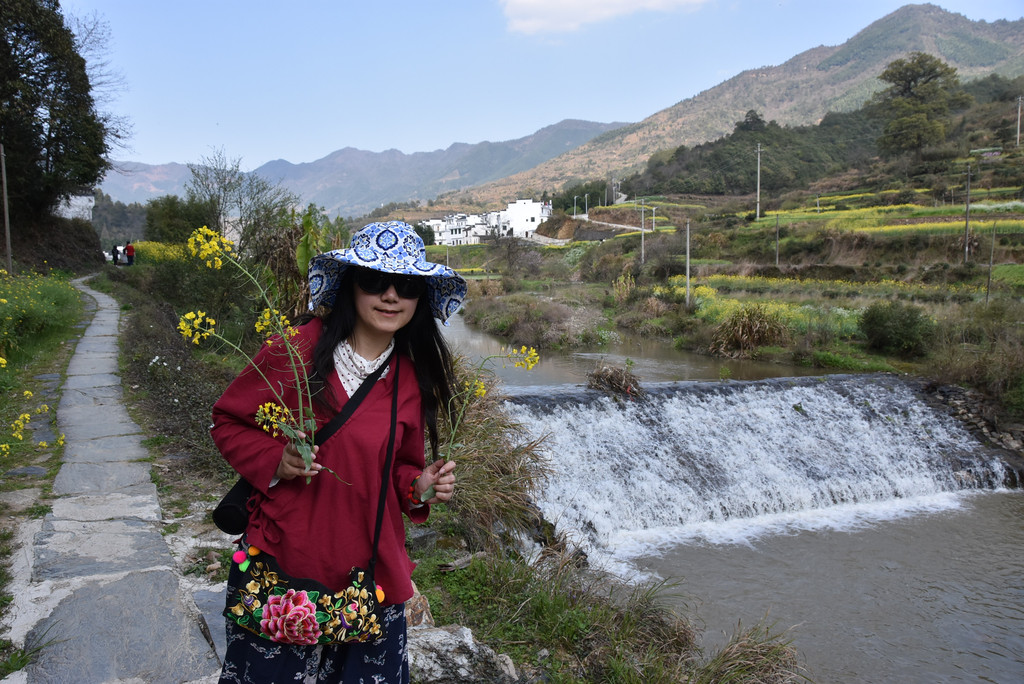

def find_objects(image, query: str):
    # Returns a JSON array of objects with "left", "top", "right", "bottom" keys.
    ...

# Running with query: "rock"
[
  {"left": 406, "top": 581, "right": 435, "bottom": 628},
  {"left": 407, "top": 524, "right": 439, "bottom": 554},
  {"left": 409, "top": 625, "right": 518, "bottom": 684},
  {"left": 0, "top": 487, "right": 42, "bottom": 513}
]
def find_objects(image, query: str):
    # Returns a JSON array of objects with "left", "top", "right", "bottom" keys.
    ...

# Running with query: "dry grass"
[
  {"left": 440, "top": 356, "right": 552, "bottom": 549},
  {"left": 710, "top": 303, "right": 792, "bottom": 357},
  {"left": 587, "top": 362, "right": 646, "bottom": 399},
  {"left": 690, "top": 621, "right": 808, "bottom": 684}
]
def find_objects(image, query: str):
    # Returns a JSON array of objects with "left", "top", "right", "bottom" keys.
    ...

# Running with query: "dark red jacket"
[{"left": 211, "top": 318, "right": 428, "bottom": 605}]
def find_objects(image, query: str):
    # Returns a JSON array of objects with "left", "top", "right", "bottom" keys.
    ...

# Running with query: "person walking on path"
[
  {"left": 124, "top": 240, "right": 135, "bottom": 265},
  {"left": 212, "top": 221, "right": 467, "bottom": 683}
]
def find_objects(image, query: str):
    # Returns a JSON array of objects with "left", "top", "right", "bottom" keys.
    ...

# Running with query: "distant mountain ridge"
[
  {"left": 462, "top": 3, "right": 1024, "bottom": 205},
  {"left": 100, "top": 3, "right": 1024, "bottom": 217},
  {"left": 100, "top": 119, "right": 626, "bottom": 217}
]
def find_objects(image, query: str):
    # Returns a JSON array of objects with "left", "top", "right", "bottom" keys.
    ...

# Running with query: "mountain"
[
  {"left": 99, "top": 119, "right": 626, "bottom": 217},
  {"left": 101, "top": 161, "right": 192, "bottom": 205},
  {"left": 460, "top": 3, "right": 1024, "bottom": 206},
  {"left": 100, "top": 4, "right": 1024, "bottom": 217}
]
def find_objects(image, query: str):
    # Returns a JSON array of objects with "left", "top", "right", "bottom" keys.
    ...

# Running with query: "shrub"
[
  {"left": 859, "top": 301, "right": 935, "bottom": 358},
  {"left": 710, "top": 302, "right": 791, "bottom": 356}
]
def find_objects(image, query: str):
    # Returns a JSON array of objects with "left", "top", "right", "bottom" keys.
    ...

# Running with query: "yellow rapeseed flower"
[
  {"left": 254, "top": 308, "right": 298, "bottom": 340},
  {"left": 255, "top": 402, "right": 291, "bottom": 438},
  {"left": 463, "top": 379, "right": 487, "bottom": 398},
  {"left": 177, "top": 310, "right": 217, "bottom": 344},
  {"left": 186, "top": 226, "right": 235, "bottom": 270},
  {"left": 505, "top": 345, "right": 537, "bottom": 370}
]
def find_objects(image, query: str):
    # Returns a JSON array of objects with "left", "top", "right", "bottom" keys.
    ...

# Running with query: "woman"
[{"left": 212, "top": 221, "right": 467, "bottom": 683}]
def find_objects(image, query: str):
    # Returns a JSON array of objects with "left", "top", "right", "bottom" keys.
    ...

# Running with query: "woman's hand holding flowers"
[
  {"left": 415, "top": 459, "right": 456, "bottom": 504},
  {"left": 276, "top": 436, "right": 322, "bottom": 481}
]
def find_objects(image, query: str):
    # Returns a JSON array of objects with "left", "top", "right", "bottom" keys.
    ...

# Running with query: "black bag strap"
[
  {"left": 367, "top": 354, "right": 400, "bottom": 578},
  {"left": 314, "top": 349, "right": 394, "bottom": 447}
]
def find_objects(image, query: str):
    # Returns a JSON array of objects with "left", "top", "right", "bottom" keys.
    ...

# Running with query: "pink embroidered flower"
[{"left": 260, "top": 589, "right": 323, "bottom": 645}]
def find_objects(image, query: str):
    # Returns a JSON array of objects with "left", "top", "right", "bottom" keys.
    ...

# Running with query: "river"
[{"left": 442, "top": 317, "right": 1024, "bottom": 683}]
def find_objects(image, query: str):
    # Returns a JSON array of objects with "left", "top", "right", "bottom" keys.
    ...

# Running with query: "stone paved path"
[{"left": 2, "top": 278, "right": 221, "bottom": 683}]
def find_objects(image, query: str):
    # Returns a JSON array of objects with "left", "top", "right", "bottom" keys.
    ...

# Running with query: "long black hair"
[{"left": 307, "top": 267, "right": 456, "bottom": 459}]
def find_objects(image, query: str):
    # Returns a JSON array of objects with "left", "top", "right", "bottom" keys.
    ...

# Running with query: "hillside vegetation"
[{"left": 455, "top": 4, "right": 1024, "bottom": 206}]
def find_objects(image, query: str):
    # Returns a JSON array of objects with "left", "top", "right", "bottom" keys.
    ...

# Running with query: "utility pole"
[
  {"left": 650, "top": 206, "right": 657, "bottom": 233},
  {"left": 755, "top": 143, "right": 762, "bottom": 221},
  {"left": 1, "top": 143, "right": 10, "bottom": 274},
  {"left": 1017, "top": 95, "right": 1022, "bottom": 147},
  {"left": 640, "top": 198, "right": 646, "bottom": 264},
  {"left": 964, "top": 164, "right": 972, "bottom": 265},
  {"left": 987, "top": 222, "right": 997, "bottom": 305},
  {"left": 775, "top": 214, "right": 780, "bottom": 267},
  {"left": 685, "top": 219, "right": 691, "bottom": 307}
]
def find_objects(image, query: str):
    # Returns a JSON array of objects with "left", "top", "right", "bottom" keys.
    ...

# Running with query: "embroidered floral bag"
[{"left": 223, "top": 357, "right": 400, "bottom": 645}]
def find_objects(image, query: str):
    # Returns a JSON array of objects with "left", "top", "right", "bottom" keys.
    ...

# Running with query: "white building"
[
  {"left": 498, "top": 199, "right": 552, "bottom": 239},
  {"left": 424, "top": 199, "right": 553, "bottom": 246},
  {"left": 427, "top": 213, "right": 488, "bottom": 246}
]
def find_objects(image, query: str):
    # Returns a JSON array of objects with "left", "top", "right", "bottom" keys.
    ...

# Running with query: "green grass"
[
  {"left": 991, "top": 264, "right": 1024, "bottom": 287},
  {"left": 0, "top": 274, "right": 84, "bottom": 676}
]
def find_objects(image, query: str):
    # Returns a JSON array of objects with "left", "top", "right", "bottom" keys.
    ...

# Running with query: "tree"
[
  {"left": 735, "top": 110, "right": 767, "bottom": 133},
  {"left": 414, "top": 222, "right": 435, "bottom": 246},
  {"left": 65, "top": 10, "right": 131, "bottom": 158},
  {"left": 185, "top": 148, "right": 298, "bottom": 256},
  {"left": 92, "top": 189, "right": 145, "bottom": 243},
  {"left": 870, "top": 52, "right": 972, "bottom": 158},
  {"left": 0, "top": 0, "right": 110, "bottom": 219},
  {"left": 144, "top": 194, "right": 217, "bottom": 244}
]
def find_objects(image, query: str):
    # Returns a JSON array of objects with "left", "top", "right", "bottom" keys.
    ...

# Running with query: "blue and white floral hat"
[{"left": 308, "top": 221, "right": 467, "bottom": 324}]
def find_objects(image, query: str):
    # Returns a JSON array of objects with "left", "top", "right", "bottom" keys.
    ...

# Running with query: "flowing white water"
[
  {"left": 503, "top": 375, "right": 1006, "bottom": 575},
  {"left": 503, "top": 374, "right": 1024, "bottom": 681}
]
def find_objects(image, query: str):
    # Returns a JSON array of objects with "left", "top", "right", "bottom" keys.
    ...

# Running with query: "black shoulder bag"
[{"left": 212, "top": 351, "right": 395, "bottom": 534}]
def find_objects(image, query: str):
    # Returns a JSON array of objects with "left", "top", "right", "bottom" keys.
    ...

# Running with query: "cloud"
[{"left": 500, "top": 0, "right": 709, "bottom": 34}]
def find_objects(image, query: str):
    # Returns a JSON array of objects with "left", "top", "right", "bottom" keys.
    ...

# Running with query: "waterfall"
[{"left": 503, "top": 374, "right": 1007, "bottom": 570}]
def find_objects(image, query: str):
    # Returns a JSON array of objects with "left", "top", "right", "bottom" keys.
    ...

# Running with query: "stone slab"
[
  {"left": 65, "top": 354, "right": 119, "bottom": 376},
  {"left": 61, "top": 372, "right": 122, "bottom": 391},
  {"left": 32, "top": 517, "right": 173, "bottom": 580},
  {"left": 68, "top": 336, "right": 118, "bottom": 355},
  {"left": 57, "top": 403, "right": 139, "bottom": 437},
  {"left": 53, "top": 461, "right": 152, "bottom": 495},
  {"left": 23, "top": 571, "right": 219, "bottom": 683},
  {"left": 194, "top": 587, "right": 227, "bottom": 662},
  {"left": 62, "top": 434, "right": 147, "bottom": 464},
  {"left": 51, "top": 491, "right": 161, "bottom": 523},
  {"left": 59, "top": 384, "right": 124, "bottom": 406},
  {"left": 0, "top": 488, "right": 42, "bottom": 513}
]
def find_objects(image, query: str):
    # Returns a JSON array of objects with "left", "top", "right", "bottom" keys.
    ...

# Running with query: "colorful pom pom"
[
  {"left": 239, "top": 559, "right": 250, "bottom": 572},
  {"left": 248, "top": 546, "right": 261, "bottom": 556},
  {"left": 232, "top": 550, "right": 247, "bottom": 564},
  {"left": 375, "top": 585, "right": 385, "bottom": 603}
]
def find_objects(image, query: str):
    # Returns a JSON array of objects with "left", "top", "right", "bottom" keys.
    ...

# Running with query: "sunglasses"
[{"left": 354, "top": 268, "right": 427, "bottom": 299}]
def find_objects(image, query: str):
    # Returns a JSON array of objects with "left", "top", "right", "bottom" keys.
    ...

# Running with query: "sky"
[{"left": 59, "top": 0, "right": 1024, "bottom": 171}]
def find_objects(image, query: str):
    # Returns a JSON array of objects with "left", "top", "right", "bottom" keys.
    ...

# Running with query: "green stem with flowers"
[
  {"left": 176, "top": 226, "right": 338, "bottom": 484},
  {"left": 438, "top": 345, "right": 540, "bottom": 499}
]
